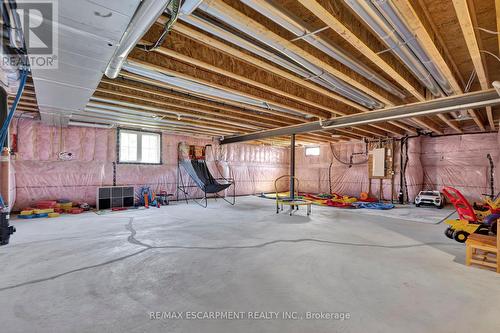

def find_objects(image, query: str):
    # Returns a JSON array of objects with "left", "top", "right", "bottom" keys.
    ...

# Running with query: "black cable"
[
  {"left": 330, "top": 143, "right": 368, "bottom": 167},
  {"left": 141, "top": 0, "right": 180, "bottom": 52},
  {"left": 486, "top": 153, "right": 494, "bottom": 198}
]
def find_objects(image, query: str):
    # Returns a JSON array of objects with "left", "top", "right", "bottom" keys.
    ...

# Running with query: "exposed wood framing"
[
  {"left": 390, "top": 0, "right": 490, "bottom": 132},
  {"left": 166, "top": 21, "right": 414, "bottom": 136},
  {"left": 296, "top": 0, "right": 444, "bottom": 134},
  {"left": 452, "top": 0, "right": 495, "bottom": 130},
  {"left": 203, "top": 0, "right": 394, "bottom": 105},
  {"left": 121, "top": 61, "right": 393, "bottom": 139}
]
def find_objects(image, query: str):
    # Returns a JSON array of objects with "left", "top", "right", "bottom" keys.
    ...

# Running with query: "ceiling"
[{"left": 16, "top": 0, "right": 500, "bottom": 145}]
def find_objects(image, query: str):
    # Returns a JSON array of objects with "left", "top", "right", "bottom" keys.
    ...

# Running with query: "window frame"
[
  {"left": 117, "top": 128, "right": 162, "bottom": 165},
  {"left": 305, "top": 146, "right": 321, "bottom": 157}
]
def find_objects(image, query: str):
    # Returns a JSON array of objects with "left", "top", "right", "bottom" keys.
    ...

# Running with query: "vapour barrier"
[
  {"left": 10, "top": 119, "right": 289, "bottom": 209},
  {"left": 295, "top": 131, "right": 499, "bottom": 202},
  {"left": 420, "top": 132, "right": 499, "bottom": 200},
  {"left": 9, "top": 119, "right": 499, "bottom": 209}
]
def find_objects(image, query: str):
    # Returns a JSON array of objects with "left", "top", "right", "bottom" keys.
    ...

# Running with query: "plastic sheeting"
[
  {"left": 10, "top": 119, "right": 289, "bottom": 209},
  {"left": 295, "top": 132, "right": 499, "bottom": 202},
  {"left": 9, "top": 119, "right": 499, "bottom": 209},
  {"left": 420, "top": 133, "right": 499, "bottom": 200}
]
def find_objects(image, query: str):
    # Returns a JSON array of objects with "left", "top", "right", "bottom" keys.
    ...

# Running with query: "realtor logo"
[{"left": 1, "top": 0, "right": 58, "bottom": 69}]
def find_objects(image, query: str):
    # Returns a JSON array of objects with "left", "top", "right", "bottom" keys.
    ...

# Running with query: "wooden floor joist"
[
  {"left": 297, "top": 0, "right": 448, "bottom": 134},
  {"left": 452, "top": 0, "right": 494, "bottom": 130},
  {"left": 100, "top": 79, "right": 295, "bottom": 127},
  {"left": 120, "top": 63, "right": 397, "bottom": 138},
  {"left": 170, "top": 21, "right": 418, "bottom": 135},
  {"left": 199, "top": 0, "right": 395, "bottom": 106},
  {"left": 126, "top": 57, "right": 332, "bottom": 120}
]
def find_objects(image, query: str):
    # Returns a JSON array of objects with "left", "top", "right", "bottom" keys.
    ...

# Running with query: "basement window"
[
  {"left": 305, "top": 146, "right": 320, "bottom": 156},
  {"left": 118, "top": 129, "right": 161, "bottom": 164}
]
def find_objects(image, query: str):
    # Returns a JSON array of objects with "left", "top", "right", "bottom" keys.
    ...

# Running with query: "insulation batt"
[
  {"left": 10, "top": 119, "right": 289, "bottom": 209},
  {"left": 8, "top": 119, "right": 500, "bottom": 209}
]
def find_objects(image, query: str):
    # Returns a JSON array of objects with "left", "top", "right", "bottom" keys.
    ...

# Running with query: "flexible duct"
[
  {"left": 193, "top": 0, "right": 384, "bottom": 109},
  {"left": 343, "top": 0, "right": 444, "bottom": 97},
  {"left": 241, "top": 0, "right": 406, "bottom": 99}
]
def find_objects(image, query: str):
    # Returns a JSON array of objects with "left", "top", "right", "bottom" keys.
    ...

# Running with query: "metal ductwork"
[
  {"left": 180, "top": 0, "right": 205, "bottom": 15},
  {"left": 69, "top": 113, "right": 219, "bottom": 137},
  {"left": 88, "top": 96, "right": 260, "bottom": 130},
  {"left": 122, "top": 61, "right": 309, "bottom": 118},
  {"left": 220, "top": 88, "right": 500, "bottom": 144},
  {"left": 3, "top": 0, "right": 25, "bottom": 50},
  {"left": 240, "top": 0, "right": 406, "bottom": 99},
  {"left": 80, "top": 106, "right": 235, "bottom": 134},
  {"left": 180, "top": 14, "right": 381, "bottom": 109},
  {"left": 105, "top": 0, "right": 173, "bottom": 79},
  {"left": 344, "top": 0, "right": 452, "bottom": 97},
  {"left": 68, "top": 120, "right": 114, "bottom": 129},
  {"left": 192, "top": 0, "right": 384, "bottom": 109},
  {"left": 371, "top": 0, "right": 453, "bottom": 95}
]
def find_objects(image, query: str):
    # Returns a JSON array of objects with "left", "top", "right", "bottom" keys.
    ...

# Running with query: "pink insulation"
[
  {"left": 420, "top": 133, "right": 499, "bottom": 200},
  {"left": 10, "top": 119, "right": 289, "bottom": 209},
  {"left": 9, "top": 119, "right": 500, "bottom": 209},
  {"left": 295, "top": 141, "right": 406, "bottom": 200},
  {"left": 296, "top": 132, "right": 499, "bottom": 202}
]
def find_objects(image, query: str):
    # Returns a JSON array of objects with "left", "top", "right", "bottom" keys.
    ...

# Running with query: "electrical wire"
[
  {"left": 475, "top": 27, "right": 499, "bottom": 35},
  {"left": 0, "top": 68, "right": 28, "bottom": 148},
  {"left": 329, "top": 142, "right": 368, "bottom": 167},
  {"left": 479, "top": 50, "right": 500, "bottom": 64},
  {"left": 141, "top": 0, "right": 180, "bottom": 52}
]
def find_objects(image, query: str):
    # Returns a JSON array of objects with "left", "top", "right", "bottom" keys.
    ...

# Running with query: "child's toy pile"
[{"left": 18, "top": 200, "right": 88, "bottom": 219}]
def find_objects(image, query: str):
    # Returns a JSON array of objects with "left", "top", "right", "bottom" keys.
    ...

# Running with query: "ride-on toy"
[
  {"left": 442, "top": 187, "right": 499, "bottom": 243},
  {"left": 415, "top": 190, "right": 444, "bottom": 208}
]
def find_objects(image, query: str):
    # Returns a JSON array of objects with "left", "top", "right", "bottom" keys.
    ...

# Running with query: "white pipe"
[
  {"left": 371, "top": 0, "right": 453, "bottom": 95},
  {"left": 493, "top": 81, "right": 500, "bottom": 96},
  {"left": 89, "top": 96, "right": 261, "bottom": 129},
  {"left": 122, "top": 61, "right": 309, "bottom": 118},
  {"left": 344, "top": 0, "right": 442, "bottom": 97},
  {"left": 194, "top": 0, "right": 384, "bottom": 109},
  {"left": 68, "top": 120, "right": 114, "bottom": 129},
  {"left": 104, "top": 0, "right": 172, "bottom": 79},
  {"left": 69, "top": 114, "right": 219, "bottom": 137},
  {"left": 82, "top": 106, "right": 235, "bottom": 133},
  {"left": 241, "top": 0, "right": 406, "bottom": 99}
]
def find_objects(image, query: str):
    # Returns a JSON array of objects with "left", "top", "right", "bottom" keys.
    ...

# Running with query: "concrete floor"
[{"left": 1, "top": 196, "right": 499, "bottom": 333}]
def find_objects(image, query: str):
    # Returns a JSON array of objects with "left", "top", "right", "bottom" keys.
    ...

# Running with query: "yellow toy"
[{"left": 443, "top": 187, "right": 498, "bottom": 243}]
